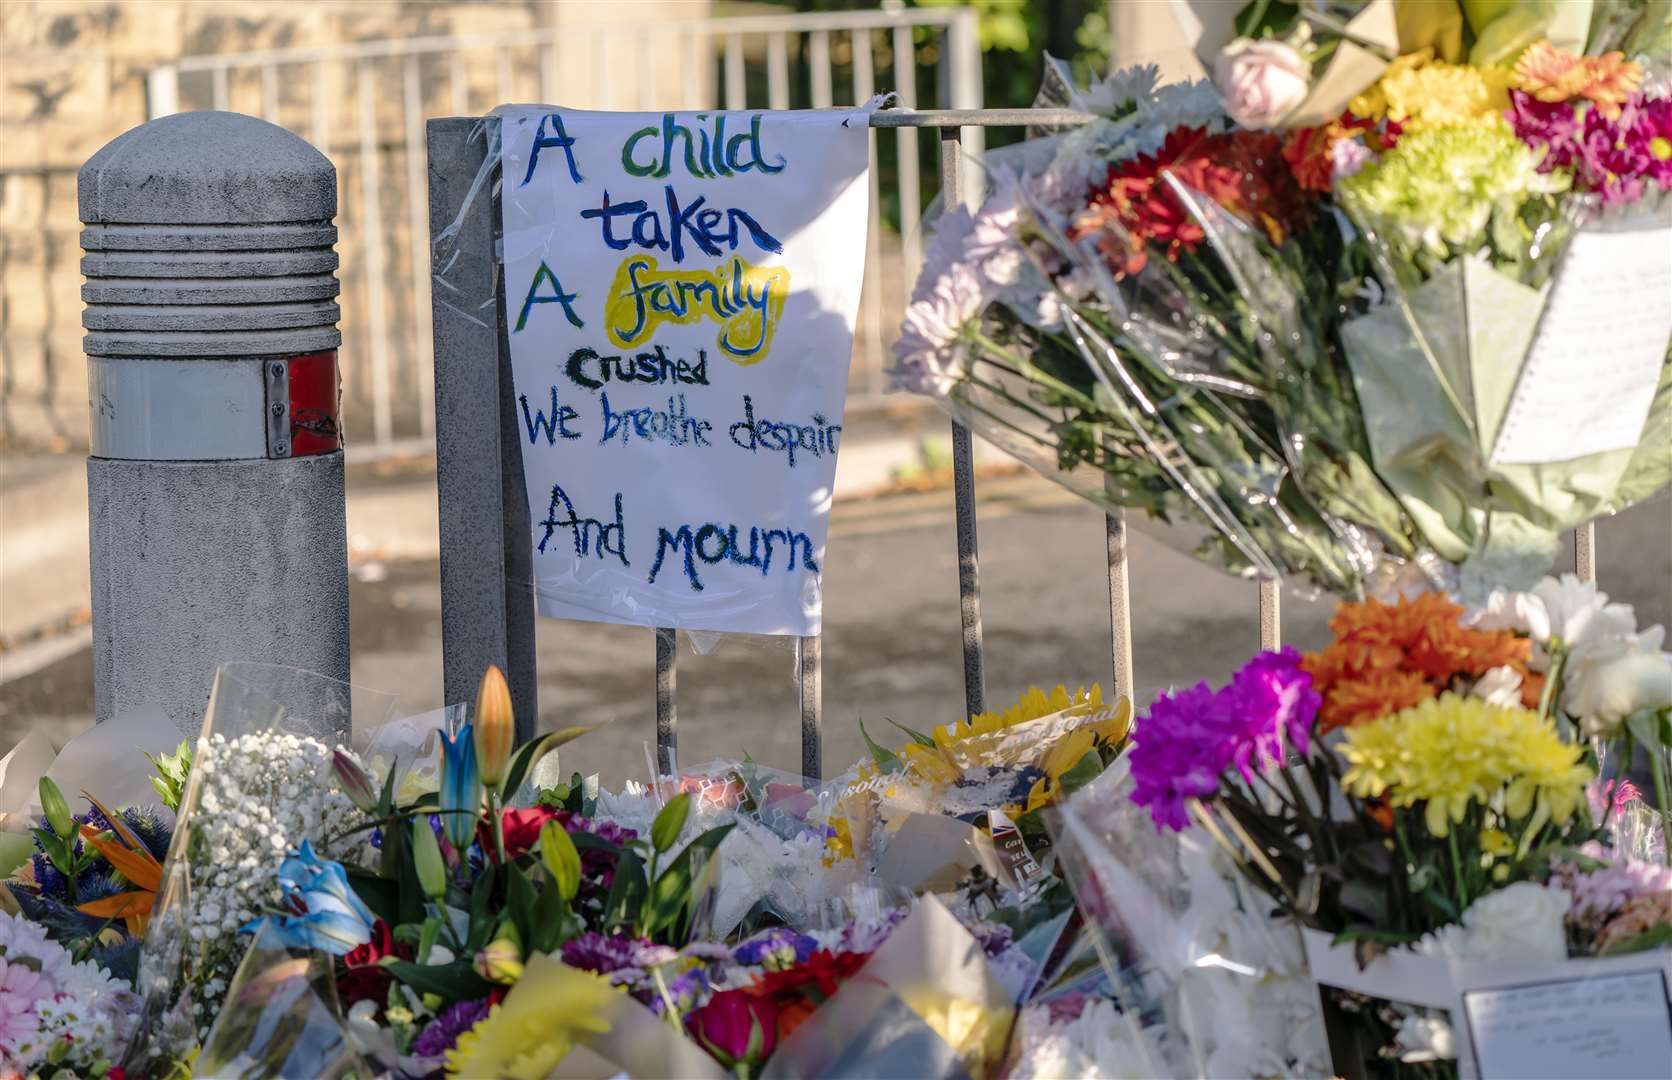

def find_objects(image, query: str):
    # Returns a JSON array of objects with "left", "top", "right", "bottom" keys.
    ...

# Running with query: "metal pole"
[
  {"left": 80, "top": 111, "right": 349, "bottom": 737},
  {"left": 1106, "top": 510, "right": 1135, "bottom": 703},
  {"left": 798, "top": 635, "right": 822, "bottom": 780},
  {"left": 1574, "top": 524, "right": 1596, "bottom": 583},
  {"left": 656, "top": 627, "right": 678, "bottom": 774},
  {"left": 1259, "top": 577, "right": 1281, "bottom": 652},
  {"left": 941, "top": 128, "right": 985, "bottom": 718}
]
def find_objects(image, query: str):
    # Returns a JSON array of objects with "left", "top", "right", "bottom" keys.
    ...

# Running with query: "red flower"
[
  {"left": 479, "top": 805, "right": 562, "bottom": 860},
  {"left": 1074, "top": 126, "right": 1301, "bottom": 276},
  {"left": 1281, "top": 111, "right": 1374, "bottom": 193},
  {"left": 747, "top": 949, "right": 871, "bottom": 1004},
  {"left": 688, "top": 989, "right": 781, "bottom": 1067},
  {"left": 336, "top": 918, "right": 410, "bottom": 1013}
]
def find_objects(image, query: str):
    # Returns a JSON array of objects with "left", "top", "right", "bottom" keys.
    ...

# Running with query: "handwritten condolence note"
[
  {"left": 1464, "top": 969, "right": 1672, "bottom": 1079},
  {"left": 1491, "top": 225, "right": 1672, "bottom": 466},
  {"left": 500, "top": 107, "right": 871, "bottom": 635}
]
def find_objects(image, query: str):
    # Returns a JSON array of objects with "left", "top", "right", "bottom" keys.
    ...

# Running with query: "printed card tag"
[
  {"left": 1463, "top": 968, "right": 1672, "bottom": 1079},
  {"left": 1491, "top": 226, "right": 1672, "bottom": 465}
]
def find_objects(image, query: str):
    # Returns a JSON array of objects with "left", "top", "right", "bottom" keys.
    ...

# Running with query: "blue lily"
[
  {"left": 243, "top": 839, "right": 376, "bottom": 955},
  {"left": 439, "top": 721, "right": 483, "bottom": 856}
]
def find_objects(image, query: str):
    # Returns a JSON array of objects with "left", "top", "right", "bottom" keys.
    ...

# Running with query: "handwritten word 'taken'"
[
  {"left": 621, "top": 113, "right": 785, "bottom": 179},
  {"left": 580, "top": 186, "right": 781, "bottom": 265},
  {"left": 604, "top": 255, "right": 787, "bottom": 363}
]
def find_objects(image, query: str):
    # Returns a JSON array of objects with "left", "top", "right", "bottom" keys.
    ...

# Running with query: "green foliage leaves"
[
  {"left": 540, "top": 820, "right": 581, "bottom": 902},
  {"left": 651, "top": 792, "right": 691, "bottom": 854},
  {"left": 143, "top": 740, "right": 193, "bottom": 813}
]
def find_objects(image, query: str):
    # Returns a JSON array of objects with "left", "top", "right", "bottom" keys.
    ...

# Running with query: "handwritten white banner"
[{"left": 500, "top": 107, "right": 871, "bottom": 635}]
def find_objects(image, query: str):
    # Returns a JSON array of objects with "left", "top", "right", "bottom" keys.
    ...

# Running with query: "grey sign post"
[{"left": 79, "top": 111, "right": 350, "bottom": 737}]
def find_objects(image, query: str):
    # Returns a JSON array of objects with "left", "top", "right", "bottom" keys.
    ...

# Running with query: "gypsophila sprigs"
[{"left": 173, "top": 730, "right": 364, "bottom": 1037}]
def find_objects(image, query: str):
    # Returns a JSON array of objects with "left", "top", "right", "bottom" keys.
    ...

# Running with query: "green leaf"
[
  {"left": 347, "top": 868, "right": 401, "bottom": 926},
  {"left": 501, "top": 722, "right": 610, "bottom": 802},
  {"left": 38, "top": 778, "right": 72, "bottom": 838},
  {"left": 506, "top": 865, "right": 537, "bottom": 949},
  {"left": 651, "top": 793, "right": 691, "bottom": 854},
  {"left": 384, "top": 959, "right": 496, "bottom": 1003},
  {"left": 857, "top": 719, "right": 902, "bottom": 773},
  {"left": 1600, "top": 922, "right": 1672, "bottom": 956},
  {"left": 531, "top": 882, "right": 567, "bottom": 954},
  {"left": 886, "top": 717, "right": 936, "bottom": 748},
  {"left": 604, "top": 847, "right": 647, "bottom": 932},
  {"left": 540, "top": 821, "right": 581, "bottom": 902},
  {"left": 1055, "top": 749, "right": 1104, "bottom": 798}
]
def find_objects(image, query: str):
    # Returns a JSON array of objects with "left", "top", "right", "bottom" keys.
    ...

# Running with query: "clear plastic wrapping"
[{"left": 1046, "top": 764, "right": 1331, "bottom": 1079}]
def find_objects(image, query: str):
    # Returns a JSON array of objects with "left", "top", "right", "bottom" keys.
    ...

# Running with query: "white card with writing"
[
  {"left": 499, "top": 107, "right": 871, "bottom": 635},
  {"left": 1491, "top": 226, "right": 1672, "bottom": 465},
  {"left": 1463, "top": 968, "right": 1672, "bottom": 1079}
]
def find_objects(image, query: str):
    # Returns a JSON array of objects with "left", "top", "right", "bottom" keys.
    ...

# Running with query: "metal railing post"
[
  {"left": 146, "top": 65, "right": 180, "bottom": 120},
  {"left": 1574, "top": 524, "right": 1596, "bottom": 583},
  {"left": 940, "top": 127, "right": 986, "bottom": 718}
]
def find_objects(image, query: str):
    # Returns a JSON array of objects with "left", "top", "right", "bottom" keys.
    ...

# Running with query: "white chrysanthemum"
[
  {"left": 1562, "top": 626, "right": 1672, "bottom": 738},
  {"left": 0, "top": 912, "right": 138, "bottom": 1071},
  {"left": 1084, "top": 64, "right": 1161, "bottom": 115},
  {"left": 1008, "top": 999, "right": 1166, "bottom": 1079},
  {"left": 1471, "top": 665, "right": 1525, "bottom": 708},
  {"left": 1470, "top": 573, "right": 1640, "bottom": 664}
]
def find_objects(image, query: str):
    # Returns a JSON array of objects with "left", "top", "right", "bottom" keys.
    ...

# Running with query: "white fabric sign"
[{"left": 499, "top": 107, "right": 871, "bottom": 635}]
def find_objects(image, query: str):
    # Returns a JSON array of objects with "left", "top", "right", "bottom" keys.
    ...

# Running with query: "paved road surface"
[{"left": 6, "top": 470, "right": 1666, "bottom": 788}]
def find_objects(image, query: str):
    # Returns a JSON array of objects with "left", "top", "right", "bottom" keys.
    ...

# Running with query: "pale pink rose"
[{"left": 1213, "top": 38, "right": 1311, "bottom": 128}]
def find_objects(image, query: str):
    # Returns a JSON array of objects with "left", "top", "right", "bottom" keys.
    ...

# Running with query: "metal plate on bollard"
[{"left": 88, "top": 351, "right": 340, "bottom": 461}]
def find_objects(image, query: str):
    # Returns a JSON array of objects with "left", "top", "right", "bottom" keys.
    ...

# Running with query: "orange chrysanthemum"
[
  {"left": 1514, "top": 40, "right": 1642, "bottom": 120},
  {"left": 1302, "top": 594, "right": 1533, "bottom": 731}
]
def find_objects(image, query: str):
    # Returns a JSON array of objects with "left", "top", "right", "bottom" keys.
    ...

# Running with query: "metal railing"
[
  {"left": 427, "top": 103, "right": 1604, "bottom": 781},
  {"left": 143, "top": 4, "right": 982, "bottom": 456}
]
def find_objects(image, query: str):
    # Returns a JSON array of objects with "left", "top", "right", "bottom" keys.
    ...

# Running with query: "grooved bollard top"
[
  {"left": 78, "top": 110, "right": 342, "bottom": 359},
  {"left": 79, "top": 110, "right": 335, "bottom": 225}
]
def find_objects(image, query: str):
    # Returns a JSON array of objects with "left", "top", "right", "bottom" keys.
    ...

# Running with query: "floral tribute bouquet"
[
  {"left": 25, "top": 662, "right": 1144, "bottom": 1080},
  {"left": 892, "top": 1, "right": 1672, "bottom": 600},
  {"left": 1117, "top": 573, "right": 1671, "bottom": 1076}
]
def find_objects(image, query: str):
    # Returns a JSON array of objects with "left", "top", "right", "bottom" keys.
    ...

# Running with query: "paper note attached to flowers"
[{"left": 499, "top": 107, "right": 873, "bottom": 635}]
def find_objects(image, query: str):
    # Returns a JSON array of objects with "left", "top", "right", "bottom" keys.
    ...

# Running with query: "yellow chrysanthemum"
[
  {"left": 1339, "top": 692, "right": 1590, "bottom": 838},
  {"left": 868, "top": 684, "right": 1116, "bottom": 786},
  {"left": 1351, "top": 49, "right": 1514, "bottom": 131},
  {"left": 445, "top": 954, "right": 618, "bottom": 1080}
]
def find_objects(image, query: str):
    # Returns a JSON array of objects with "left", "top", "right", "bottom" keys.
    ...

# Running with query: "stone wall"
[{"left": 1, "top": 0, "right": 714, "bottom": 449}]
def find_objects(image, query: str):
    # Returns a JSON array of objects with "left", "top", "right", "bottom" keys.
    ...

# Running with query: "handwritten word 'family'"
[
  {"left": 513, "top": 112, "right": 791, "bottom": 365},
  {"left": 538, "top": 484, "right": 817, "bottom": 592},
  {"left": 604, "top": 256, "right": 787, "bottom": 361}
]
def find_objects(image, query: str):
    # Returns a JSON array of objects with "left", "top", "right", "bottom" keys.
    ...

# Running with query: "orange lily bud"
[{"left": 474, "top": 665, "right": 515, "bottom": 792}]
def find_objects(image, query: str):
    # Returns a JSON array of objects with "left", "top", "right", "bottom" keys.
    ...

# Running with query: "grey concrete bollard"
[{"left": 79, "top": 111, "right": 350, "bottom": 738}]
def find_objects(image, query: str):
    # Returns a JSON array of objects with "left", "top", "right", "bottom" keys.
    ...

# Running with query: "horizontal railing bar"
[
  {"left": 168, "top": 9, "right": 960, "bottom": 73},
  {"left": 870, "top": 108, "right": 1092, "bottom": 128}
]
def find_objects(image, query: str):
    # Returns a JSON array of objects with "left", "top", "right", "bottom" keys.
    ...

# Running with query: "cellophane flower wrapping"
[
  {"left": 193, "top": 917, "right": 374, "bottom": 1079},
  {"left": 895, "top": 65, "right": 1424, "bottom": 600},
  {"left": 825, "top": 688, "right": 1128, "bottom": 893},
  {"left": 124, "top": 663, "right": 397, "bottom": 1074},
  {"left": 1338, "top": 157, "right": 1672, "bottom": 595},
  {"left": 1046, "top": 763, "right": 1330, "bottom": 1079}
]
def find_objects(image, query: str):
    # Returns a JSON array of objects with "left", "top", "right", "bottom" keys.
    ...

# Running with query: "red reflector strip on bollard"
[{"left": 272, "top": 350, "right": 342, "bottom": 458}]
